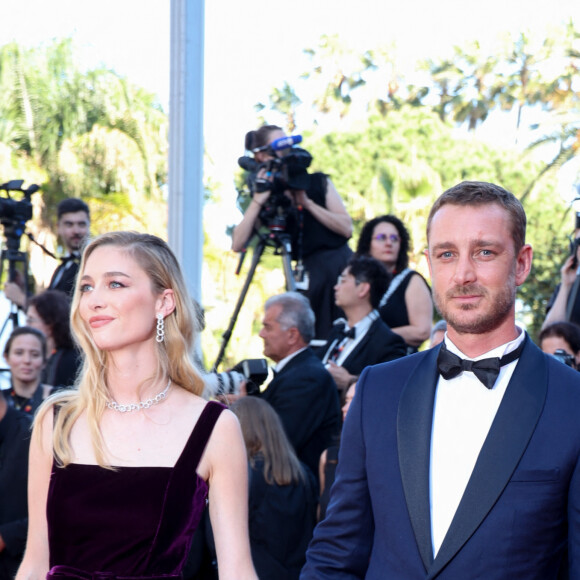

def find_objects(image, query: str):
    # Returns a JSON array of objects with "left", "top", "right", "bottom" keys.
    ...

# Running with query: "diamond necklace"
[{"left": 106, "top": 379, "right": 171, "bottom": 413}]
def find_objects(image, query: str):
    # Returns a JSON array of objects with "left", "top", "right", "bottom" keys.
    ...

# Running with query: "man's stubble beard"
[{"left": 433, "top": 279, "right": 516, "bottom": 336}]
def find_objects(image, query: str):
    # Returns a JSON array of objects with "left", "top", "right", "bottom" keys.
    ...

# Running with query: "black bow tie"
[
  {"left": 61, "top": 254, "right": 80, "bottom": 264},
  {"left": 337, "top": 325, "right": 356, "bottom": 341},
  {"left": 437, "top": 339, "right": 525, "bottom": 389}
]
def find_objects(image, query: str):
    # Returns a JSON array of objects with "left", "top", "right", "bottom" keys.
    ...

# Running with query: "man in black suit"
[
  {"left": 4, "top": 198, "right": 90, "bottom": 307},
  {"left": 317, "top": 255, "right": 407, "bottom": 393},
  {"left": 47, "top": 198, "right": 90, "bottom": 296},
  {"left": 258, "top": 292, "right": 341, "bottom": 484}
]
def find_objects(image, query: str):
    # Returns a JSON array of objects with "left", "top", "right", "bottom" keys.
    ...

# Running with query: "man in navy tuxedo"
[
  {"left": 316, "top": 255, "right": 407, "bottom": 394},
  {"left": 302, "top": 181, "right": 580, "bottom": 579}
]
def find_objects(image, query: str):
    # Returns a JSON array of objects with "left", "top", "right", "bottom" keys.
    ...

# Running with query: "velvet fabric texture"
[{"left": 46, "top": 401, "right": 225, "bottom": 579}]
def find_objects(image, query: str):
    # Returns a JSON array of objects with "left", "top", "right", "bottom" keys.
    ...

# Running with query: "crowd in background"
[{"left": 1, "top": 141, "right": 580, "bottom": 579}]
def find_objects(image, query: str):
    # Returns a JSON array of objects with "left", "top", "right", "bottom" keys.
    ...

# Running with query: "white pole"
[{"left": 168, "top": 0, "right": 205, "bottom": 303}]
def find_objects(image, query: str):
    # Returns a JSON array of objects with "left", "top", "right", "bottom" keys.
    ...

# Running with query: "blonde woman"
[{"left": 17, "top": 232, "right": 257, "bottom": 580}]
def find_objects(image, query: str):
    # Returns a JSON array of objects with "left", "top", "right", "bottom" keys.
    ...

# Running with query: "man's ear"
[
  {"left": 424, "top": 248, "right": 433, "bottom": 279},
  {"left": 515, "top": 244, "right": 533, "bottom": 287},
  {"left": 287, "top": 326, "right": 302, "bottom": 346},
  {"left": 357, "top": 281, "right": 371, "bottom": 301}
]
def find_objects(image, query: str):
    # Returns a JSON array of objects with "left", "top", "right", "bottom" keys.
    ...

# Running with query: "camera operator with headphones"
[{"left": 232, "top": 125, "right": 353, "bottom": 340}]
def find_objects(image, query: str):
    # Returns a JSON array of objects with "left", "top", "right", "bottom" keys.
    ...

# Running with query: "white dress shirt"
[
  {"left": 430, "top": 330, "right": 526, "bottom": 556},
  {"left": 322, "top": 310, "right": 379, "bottom": 367},
  {"left": 275, "top": 346, "right": 308, "bottom": 373}
]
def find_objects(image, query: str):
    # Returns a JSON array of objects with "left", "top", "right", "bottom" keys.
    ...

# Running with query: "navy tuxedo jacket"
[
  {"left": 317, "top": 318, "right": 407, "bottom": 376},
  {"left": 302, "top": 337, "right": 580, "bottom": 579}
]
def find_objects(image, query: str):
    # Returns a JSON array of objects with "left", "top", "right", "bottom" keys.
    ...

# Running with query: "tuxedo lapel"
[
  {"left": 397, "top": 347, "right": 440, "bottom": 571},
  {"left": 428, "top": 337, "right": 548, "bottom": 578},
  {"left": 341, "top": 322, "right": 375, "bottom": 369}
]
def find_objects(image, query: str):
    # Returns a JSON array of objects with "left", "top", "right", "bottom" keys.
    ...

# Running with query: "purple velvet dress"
[{"left": 45, "top": 402, "right": 225, "bottom": 580}]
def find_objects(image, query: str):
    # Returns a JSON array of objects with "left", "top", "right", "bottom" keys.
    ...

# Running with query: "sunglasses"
[{"left": 373, "top": 233, "right": 400, "bottom": 243}]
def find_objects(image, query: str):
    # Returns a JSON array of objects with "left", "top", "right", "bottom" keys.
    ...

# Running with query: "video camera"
[
  {"left": 0, "top": 180, "right": 39, "bottom": 253},
  {"left": 238, "top": 135, "right": 312, "bottom": 233}
]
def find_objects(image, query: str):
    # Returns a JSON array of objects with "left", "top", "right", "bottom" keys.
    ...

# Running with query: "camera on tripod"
[
  {"left": 0, "top": 180, "right": 40, "bottom": 336},
  {"left": 238, "top": 135, "right": 312, "bottom": 232},
  {"left": 0, "top": 180, "right": 39, "bottom": 249}
]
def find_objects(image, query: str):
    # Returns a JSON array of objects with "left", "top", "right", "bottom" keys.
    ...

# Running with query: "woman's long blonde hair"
[{"left": 36, "top": 231, "right": 205, "bottom": 468}]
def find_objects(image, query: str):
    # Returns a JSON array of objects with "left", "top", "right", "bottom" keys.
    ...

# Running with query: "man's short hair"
[
  {"left": 57, "top": 198, "right": 90, "bottom": 220},
  {"left": 264, "top": 292, "right": 315, "bottom": 343},
  {"left": 346, "top": 255, "right": 391, "bottom": 310},
  {"left": 427, "top": 181, "right": 526, "bottom": 252}
]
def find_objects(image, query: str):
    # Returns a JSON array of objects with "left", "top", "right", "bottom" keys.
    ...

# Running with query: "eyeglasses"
[
  {"left": 336, "top": 274, "right": 362, "bottom": 285},
  {"left": 373, "top": 233, "right": 400, "bottom": 243}
]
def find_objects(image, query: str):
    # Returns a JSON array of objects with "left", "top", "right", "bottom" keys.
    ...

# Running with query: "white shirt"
[
  {"left": 322, "top": 310, "right": 379, "bottom": 367},
  {"left": 275, "top": 346, "right": 308, "bottom": 373},
  {"left": 430, "top": 330, "right": 526, "bottom": 556}
]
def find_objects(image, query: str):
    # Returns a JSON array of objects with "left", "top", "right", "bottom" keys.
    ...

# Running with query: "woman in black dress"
[
  {"left": 232, "top": 124, "right": 353, "bottom": 340},
  {"left": 357, "top": 215, "right": 433, "bottom": 352}
]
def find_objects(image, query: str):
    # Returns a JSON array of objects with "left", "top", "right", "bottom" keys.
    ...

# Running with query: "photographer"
[
  {"left": 542, "top": 221, "right": 580, "bottom": 330},
  {"left": 538, "top": 321, "right": 580, "bottom": 369},
  {"left": 4, "top": 198, "right": 90, "bottom": 308},
  {"left": 232, "top": 125, "right": 353, "bottom": 340}
]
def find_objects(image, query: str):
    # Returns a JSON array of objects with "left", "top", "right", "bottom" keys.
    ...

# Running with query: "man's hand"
[
  {"left": 327, "top": 362, "right": 357, "bottom": 391},
  {"left": 4, "top": 281, "right": 27, "bottom": 309},
  {"left": 292, "top": 189, "right": 310, "bottom": 208},
  {"left": 561, "top": 255, "right": 578, "bottom": 289}
]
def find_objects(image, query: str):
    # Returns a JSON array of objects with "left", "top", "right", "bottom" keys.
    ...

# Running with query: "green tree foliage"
[
  {"left": 243, "top": 22, "right": 580, "bottom": 346},
  {"left": 0, "top": 38, "right": 168, "bottom": 288},
  {"left": 306, "top": 107, "right": 567, "bottom": 337}
]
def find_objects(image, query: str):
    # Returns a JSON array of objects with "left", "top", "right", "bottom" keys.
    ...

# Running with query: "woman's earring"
[{"left": 156, "top": 313, "right": 165, "bottom": 343}]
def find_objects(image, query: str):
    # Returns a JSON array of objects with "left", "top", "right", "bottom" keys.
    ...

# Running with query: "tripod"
[
  {"left": 0, "top": 230, "right": 30, "bottom": 341},
  {"left": 212, "top": 228, "right": 298, "bottom": 372}
]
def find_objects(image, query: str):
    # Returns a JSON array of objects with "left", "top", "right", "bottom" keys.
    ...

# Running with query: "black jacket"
[
  {"left": 0, "top": 407, "right": 32, "bottom": 579},
  {"left": 260, "top": 348, "right": 341, "bottom": 483},
  {"left": 317, "top": 317, "right": 407, "bottom": 377}
]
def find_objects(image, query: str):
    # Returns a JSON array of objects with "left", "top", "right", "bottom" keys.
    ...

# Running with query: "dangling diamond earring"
[{"left": 156, "top": 313, "right": 165, "bottom": 343}]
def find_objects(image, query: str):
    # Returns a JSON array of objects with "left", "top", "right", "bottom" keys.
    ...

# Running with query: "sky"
[{"left": 0, "top": 0, "right": 579, "bottom": 226}]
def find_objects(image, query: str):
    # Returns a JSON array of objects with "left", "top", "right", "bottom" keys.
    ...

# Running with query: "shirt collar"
[
  {"left": 275, "top": 346, "right": 308, "bottom": 373},
  {"left": 444, "top": 327, "right": 526, "bottom": 361}
]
